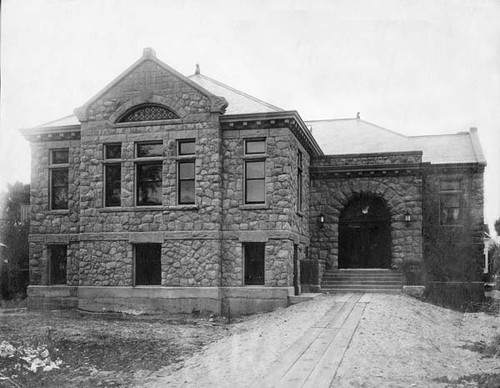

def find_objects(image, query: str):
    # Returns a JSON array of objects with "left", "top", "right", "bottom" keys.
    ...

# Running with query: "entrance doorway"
[{"left": 339, "top": 195, "right": 391, "bottom": 268}]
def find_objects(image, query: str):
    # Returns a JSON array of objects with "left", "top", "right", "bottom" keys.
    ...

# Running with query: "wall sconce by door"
[
  {"left": 404, "top": 211, "right": 411, "bottom": 223},
  {"left": 319, "top": 214, "right": 325, "bottom": 228}
]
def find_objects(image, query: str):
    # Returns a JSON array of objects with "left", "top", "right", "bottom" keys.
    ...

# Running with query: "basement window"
[
  {"left": 244, "top": 243, "right": 265, "bottom": 285},
  {"left": 134, "top": 244, "right": 162, "bottom": 285},
  {"left": 49, "top": 245, "right": 67, "bottom": 285}
]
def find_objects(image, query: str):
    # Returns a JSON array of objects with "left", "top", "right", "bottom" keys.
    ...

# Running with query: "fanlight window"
[{"left": 118, "top": 104, "right": 179, "bottom": 122}]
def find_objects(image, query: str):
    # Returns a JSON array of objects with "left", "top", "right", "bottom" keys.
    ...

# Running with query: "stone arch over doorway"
[
  {"left": 310, "top": 175, "right": 423, "bottom": 274},
  {"left": 338, "top": 194, "right": 392, "bottom": 268}
]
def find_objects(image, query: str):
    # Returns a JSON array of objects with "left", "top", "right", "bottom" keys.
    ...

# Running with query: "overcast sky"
[{"left": 1, "top": 0, "right": 499, "bottom": 230}]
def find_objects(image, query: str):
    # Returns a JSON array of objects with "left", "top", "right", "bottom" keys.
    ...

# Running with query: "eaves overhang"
[
  {"left": 220, "top": 110, "right": 324, "bottom": 157},
  {"left": 19, "top": 124, "right": 81, "bottom": 142}
]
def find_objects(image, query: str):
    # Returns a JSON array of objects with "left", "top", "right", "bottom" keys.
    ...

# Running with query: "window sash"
[
  {"left": 105, "top": 164, "right": 121, "bottom": 207},
  {"left": 136, "top": 163, "right": 162, "bottom": 206},
  {"left": 178, "top": 140, "right": 195, "bottom": 156},
  {"left": 440, "top": 193, "right": 461, "bottom": 225},
  {"left": 105, "top": 144, "right": 121, "bottom": 160},
  {"left": 51, "top": 149, "right": 69, "bottom": 165},
  {"left": 245, "top": 139, "right": 266, "bottom": 155},
  {"left": 245, "top": 161, "right": 265, "bottom": 204},
  {"left": 50, "top": 169, "right": 68, "bottom": 210},
  {"left": 137, "top": 142, "right": 163, "bottom": 158},
  {"left": 178, "top": 161, "right": 195, "bottom": 204}
]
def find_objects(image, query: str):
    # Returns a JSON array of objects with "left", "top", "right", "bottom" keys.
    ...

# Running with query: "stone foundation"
[{"left": 26, "top": 285, "right": 293, "bottom": 315}]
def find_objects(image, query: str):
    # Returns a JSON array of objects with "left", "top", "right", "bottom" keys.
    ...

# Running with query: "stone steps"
[{"left": 321, "top": 269, "right": 403, "bottom": 294}]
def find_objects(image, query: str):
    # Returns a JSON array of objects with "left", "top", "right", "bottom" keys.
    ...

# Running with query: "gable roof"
[
  {"left": 74, "top": 48, "right": 228, "bottom": 121},
  {"left": 188, "top": 73, "right": 283, "bottom": 115},
  {"left": 305, "top": 118, "right": 485, "bottom": 165}
]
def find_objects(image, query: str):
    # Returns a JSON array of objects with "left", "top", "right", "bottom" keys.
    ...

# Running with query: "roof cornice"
[
  {"left": 220, "top": 110, "right": 324, "bottom": 156},
  {"left": 20, "top": 125, "right": 81, "bottom": 142}
]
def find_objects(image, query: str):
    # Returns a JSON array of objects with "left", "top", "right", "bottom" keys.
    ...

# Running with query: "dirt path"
[{"left": 140, "top": 294, "right": 500, "bottom": 388}]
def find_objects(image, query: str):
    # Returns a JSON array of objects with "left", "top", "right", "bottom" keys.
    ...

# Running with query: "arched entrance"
[{"left": 339, "top": 194, "right": 391, "bottom": 268}]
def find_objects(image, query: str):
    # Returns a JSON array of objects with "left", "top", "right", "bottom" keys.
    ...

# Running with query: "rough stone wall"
[
  {"left": 163, "top": 239, "right": 220, "bottom": 287},
  {"left": 422, "top": 168, "right": 485, "bottom": 281},
  {"left": 28, "top": 140, "right": 80, "bottom": 285},
  {"left": 220, "top": 127, "right": 310, "bottom": 287},
  {"left": 309, "top": 172, "right": 423, "bottom": 277}
]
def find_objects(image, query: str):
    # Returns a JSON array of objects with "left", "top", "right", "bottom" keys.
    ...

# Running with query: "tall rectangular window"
[
  {"left": 244, "top": 139, "right": 266, "bottom": 205},
  {"left": 244, "top": 243, "right": 265, "bottom": 285},
  {"left": 440, "top": 179, "right": 462, "bottom": 225},
  {"left": 245, "top": 161, "right": 265, "bottom": 204},
  {"left": 104, "top": 144, "right": 121, "bottom": 207},
  {"left": 136, "top": 142, "right": 163, "bottom": 206},
  {"left": 177, "top": 140, "right": 195, "bottom": 205},
  {"left": 49, "top": 245, "right": 67, "bottom": 285},
  {"left": 49, "top": 149, "right": 69, "bottom": 210},
  {"left": 134, "top": 244, "right": 162, "bottom": 285},
  {"left": 297, "top": 151, "right": 303, "bottom": 212}
]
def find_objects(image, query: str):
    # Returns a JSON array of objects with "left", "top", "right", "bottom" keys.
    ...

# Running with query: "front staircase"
[{"left": 321, "top": 269, "right": 403, "bottom": 293}]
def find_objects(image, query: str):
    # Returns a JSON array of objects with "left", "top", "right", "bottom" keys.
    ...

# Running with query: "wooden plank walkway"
[{"left": 257, "top": 293, "right": 368, "bottom": 388}]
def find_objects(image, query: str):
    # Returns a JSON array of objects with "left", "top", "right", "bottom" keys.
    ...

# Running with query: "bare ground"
[
  {"left": 1, "top": 294, "right": 499, "bottom": 388},
  {"left": 0, "top": 309, "right": 228, "bottom": 388}
]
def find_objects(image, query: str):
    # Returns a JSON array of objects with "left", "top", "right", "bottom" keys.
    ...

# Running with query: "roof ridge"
[
  {"left": 409, "top": 132, "right": 470, "bottom": 138},
  {"left": 305, "top": 118, "right": 408, "bottom": 138},
  {"left": 305, "top": 118, "right": 357, "bottom": 122},
  {"left": 188, "top": 73, "right": 283, "bottom": 112}
]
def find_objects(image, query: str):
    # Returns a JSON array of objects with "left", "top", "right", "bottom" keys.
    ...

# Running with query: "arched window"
[{"left": 118, "top": 104, "right": 179, "bottom": 122}]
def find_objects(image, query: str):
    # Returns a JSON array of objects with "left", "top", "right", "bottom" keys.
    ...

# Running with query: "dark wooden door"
[
  {"left": 339, "top": 222, "right": 391, "bottom": 268},
  {"left": 338, "top": 195, "right": 392, "bottom": 269}
]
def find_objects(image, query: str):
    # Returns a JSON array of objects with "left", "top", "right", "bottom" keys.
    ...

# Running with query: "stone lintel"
[
  {"left": 239, "top": 231, "right": 269, "bottom": 242},
  {"left": 129, "top": 232, "right": 165, "bottom": 244},
  {"left": 28, "top": 234, "right": 78, "bottom": 244}
]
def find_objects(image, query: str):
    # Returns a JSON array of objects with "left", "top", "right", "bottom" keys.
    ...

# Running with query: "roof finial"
[
  {"left": 195, "top": 64, "right": 200, "bottom": 75},
  {"left": 356, "top": 112, "right": 361, "bottom": 120},
  {"left": 143, "top": 48, "right": 156, "bottom": 58}
]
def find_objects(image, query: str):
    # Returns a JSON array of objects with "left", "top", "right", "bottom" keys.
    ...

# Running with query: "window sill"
[
  {"left": 48, "top": 210, "right": 70, "bottom": 215},
  {"left": 240, "top": 204, "right": 269, "bottom": 210},
  {"left": 165, "top": 205, "right": 199, "bottom": 211},
  {"left": 99, "top": 205, "right": 199, "bottom": 212}
]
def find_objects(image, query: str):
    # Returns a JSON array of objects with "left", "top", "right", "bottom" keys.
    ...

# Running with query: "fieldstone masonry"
[{"left": 21, "top": 49, "right": 486, "bottom": 314}]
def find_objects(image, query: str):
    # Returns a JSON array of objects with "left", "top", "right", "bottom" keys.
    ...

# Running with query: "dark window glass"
[
  {"left": 137, "top": 163, "right": 162, "bottom": 206},
  {"left": 135, "top": 244, "right": 162, "bottom": 285},
  {"left": 245, "top": 139, "right": 266, "bottom": 154},
  {"left": 119, "top": 104, "right": 179, "bottom": 122},
  {"left": 51, "top": 149, "right": 69, "bottom": 164},
  {"left": 244, "top": 243, "right": 265, "bottom": 285},
  {"left": 105, "top": 144, "right": 121, "bottom": 159},
  {"left": 51, "top": 169, "right": 68, "bottom": 209},
  {"left": 105, "top": 164, "right": 121, "bottom": 207},
  {"left": 49, "top": 245, "right": 67, "bottom": 285},
  {"left": 178, "top": 161, "right": 195, "bottom": 204},
  {"left": 179, "top": 140, "right": 195, "bottom": 155},
  {"left": 297, "top": 151, "right": 303, "bottom": 212},
  {"left": 137, "top": 142, "right": 163, "bottom": 158},
  {"left": 440, "top": 194, "right": 461, "bottom": 225},
  {"left": 245, "top": 161, "right": 265, "bottom": 204}
]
